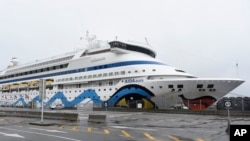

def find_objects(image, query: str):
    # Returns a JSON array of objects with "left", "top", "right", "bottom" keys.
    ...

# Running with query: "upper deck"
[{"left": 0, "top": 39, "right": 157, "bottom": 83}]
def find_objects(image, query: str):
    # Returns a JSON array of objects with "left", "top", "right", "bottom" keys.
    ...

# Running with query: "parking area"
[{"left": 0, "top": 108, "right": 249, "bottom": 141}]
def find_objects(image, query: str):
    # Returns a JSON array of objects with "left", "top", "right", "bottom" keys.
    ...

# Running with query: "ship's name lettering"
[
  {"left": 125, "top": 78, "right": 144, "bottom": 83},
  {"left": 91, "top": 57, "right": 106, "bottom": 62}
]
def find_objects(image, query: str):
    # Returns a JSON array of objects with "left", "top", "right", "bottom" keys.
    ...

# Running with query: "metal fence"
[{"left": 216, "top": 97, "right": 250, "bottom": 111}]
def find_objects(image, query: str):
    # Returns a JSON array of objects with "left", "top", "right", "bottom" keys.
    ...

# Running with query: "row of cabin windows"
[
  {"left": 8, "top": 56, "right": 73, "bottom": 74},
  {"left": 55, "top": 68, "right": 155, "bottom": 82},
  {"left": 0, "top": 64, "right": 68, "bottom": 80},
  {"left": 56, "top": 71, "right": 126, "bottom": 82}
]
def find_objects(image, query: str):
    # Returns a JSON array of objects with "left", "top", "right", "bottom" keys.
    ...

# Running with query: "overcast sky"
[{"left": 0, "top": 0, "right": 249, "bottom": 96}]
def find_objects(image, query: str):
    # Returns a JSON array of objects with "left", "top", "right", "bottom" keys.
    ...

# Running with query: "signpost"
[
  {"left": 224, "top": 100, "right": 232, "bottom": 133},
  {"left": 39, "top": 79, "right": 46, "bottom": 123},
  {"left": 104, "top": 102, "right": 108, "bottom": 111}
]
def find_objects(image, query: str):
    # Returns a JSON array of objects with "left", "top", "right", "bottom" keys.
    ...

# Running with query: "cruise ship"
[{"left": 0, "top": 36, "right": 244, "bottom": 110}]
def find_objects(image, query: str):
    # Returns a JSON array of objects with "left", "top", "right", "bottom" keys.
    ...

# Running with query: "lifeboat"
[
  {"left": 46, "top": 79, "right": 54, "bottom": 85},
  {"left": 19, "top": 82, "right": 29, "bottom": 89},
  {"left": 29, "top": 80, "right": 39, "bottom": 88},
  {"left": 10, "top": 83, "right": 19, "bottom": 89},
  {"left": 2, "top": 84, "right": 10, "bottom": 90}
]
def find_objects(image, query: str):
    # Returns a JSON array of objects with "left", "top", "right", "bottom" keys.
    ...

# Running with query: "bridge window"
[{"left": 109, "top": 41, "right": 156, "bottom": 58}]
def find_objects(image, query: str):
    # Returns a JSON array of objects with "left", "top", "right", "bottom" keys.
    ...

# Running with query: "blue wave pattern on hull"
[
  {"left": 13, "top": 95, "right": 28, "bottom": 107},
  {"left": 12, "top": 87, "right": 152, "bottom": 108}
]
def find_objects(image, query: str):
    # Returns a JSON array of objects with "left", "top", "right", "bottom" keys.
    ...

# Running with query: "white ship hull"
[{"left": 0, "top": 39, "right": 244, "bottom": 110}]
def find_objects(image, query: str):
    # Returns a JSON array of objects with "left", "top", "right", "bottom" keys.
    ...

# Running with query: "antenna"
[
  {"left": 145, "top": 37, "right": 150, "bottom": 45},
  {"left": 86, "top": 30, "right": 89, "bottom": 37},
  {"left": 236, "top": 61, "right": 239, "bottom": 77}
]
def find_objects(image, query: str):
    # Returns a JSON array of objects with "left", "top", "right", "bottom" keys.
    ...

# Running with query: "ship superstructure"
[{"left": 0, "top": 38, "right": 244, "bottom": 110}]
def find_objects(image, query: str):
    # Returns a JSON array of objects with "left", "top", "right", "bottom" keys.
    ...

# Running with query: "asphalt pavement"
[{"left": 0, "top": 108, "right": 249, "bottom": 141}]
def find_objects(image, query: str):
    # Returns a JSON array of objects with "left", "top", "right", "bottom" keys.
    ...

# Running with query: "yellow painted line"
[
  {"left": 168, "top": 135, "right": 182, "bottom": 141},
  {"left": 87, "top": 127, "right": 92, "bottom": 132},
  {"left": 196, "top": 138, "right": 205, "bottom": 141},
  {"left": 104, "top": 129, "right": 110, "bottom": 134},
  {"left": 121, "top": 130, "right": 133, "bottom": 138},
  {"left": 72, "top": 126, "right": 78, "bottom": 131},
  {"left": 59, "top": 125, "right": 64, "bottom": 129},
  {"left": 144, "top": 132, "right": 156, "bottom": 141}
]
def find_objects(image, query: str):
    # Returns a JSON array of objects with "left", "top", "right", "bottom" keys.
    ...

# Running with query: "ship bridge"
[{"left": 109, "top": 41, "right": 156, "bottom": 58}]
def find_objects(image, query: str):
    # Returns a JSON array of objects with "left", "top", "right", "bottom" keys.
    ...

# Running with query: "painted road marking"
[
  {"left": 144, "top": 132, "right": 156, "bottom": 141},
  {"left": 0, "top": 131, "right": 25, "bottom": 138},
  {"left": 104, "top": 129, "right": 110, "bottom": 134},
  {"left": 30, "top": 127, "right": 67, "bottom": 133},
  {"left": 196, "top": 138, "right": 205, "bottom": 141},
  {"left": 168, "top": 135, "right": 182, "bottom": 141},
  {"left": 87, "top": 127, "right": 92, "bottom": 132},
  {"left": 0, "top": 127, "right": 80, "bottom": 141},
  {"left": 72, "top": 126, "right": 78, "bottom": 131},
  {"left": 111, "top": 126, "right": 157, "bottom": 131},
  {"left": 121, "top": 130, "right": 133, "bottom": 138},
  {"left": 59, "top": 125, "right": 64, "bottom": 129}
]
